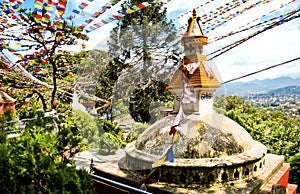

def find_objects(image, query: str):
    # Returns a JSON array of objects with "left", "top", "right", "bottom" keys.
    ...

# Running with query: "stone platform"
[{"left": 91, "top": 153, "right": 295, "bottom": 193}]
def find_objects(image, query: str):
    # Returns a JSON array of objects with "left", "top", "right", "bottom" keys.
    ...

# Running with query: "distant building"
[{"left": 0, "top": 91, "right": 16, "bottom": 116}]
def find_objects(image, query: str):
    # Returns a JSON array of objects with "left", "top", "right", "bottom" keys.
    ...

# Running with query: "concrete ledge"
[
  {"left": 259, "top": 162, "right": 290, "bottom": 194},
  {"left": 92, "top": 154, "right": 287, "bottom": 193},
  {"left": 287, "top": 184, "right": 298, "bottom": 194}
]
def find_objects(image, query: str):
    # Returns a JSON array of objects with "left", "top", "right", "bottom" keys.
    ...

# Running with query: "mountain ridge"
[{"left": 216, "top": 76, "right": 300, "bottom": 96}]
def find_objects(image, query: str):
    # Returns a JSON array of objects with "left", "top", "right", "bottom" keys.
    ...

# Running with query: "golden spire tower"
[{"left": 167, "top": 9, "right": 221, "bottom": 115}]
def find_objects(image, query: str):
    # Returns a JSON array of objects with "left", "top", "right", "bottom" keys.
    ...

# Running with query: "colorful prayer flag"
[
  {"left": 152, "top": 155, "right": 167, "bottom": 168},
  {"left": 24, "top": 93, "right": 33, "bottom": 105},
  {"left": 166, "top": 145, "right": 174, "bottom": 162},
  {"left": 73, "top": 9, "right": 80, "bottom": 14}
]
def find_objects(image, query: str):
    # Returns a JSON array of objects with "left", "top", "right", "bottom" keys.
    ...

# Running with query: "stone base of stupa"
[{"left": 91, "top": 153, "right": 297, "bottom": 194}]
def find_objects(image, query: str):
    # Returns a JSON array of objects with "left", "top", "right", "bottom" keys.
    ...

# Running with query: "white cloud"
[{"left": 210, "top": 17, "right": 300, "bottom": 82}]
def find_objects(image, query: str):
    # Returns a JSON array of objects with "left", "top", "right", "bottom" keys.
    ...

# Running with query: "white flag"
[
  {"left": 185, "top": 62, "right": 199, "bottom": 74},
  {"left": 172, "top": 106, "right": 186, "bottom": 127}
]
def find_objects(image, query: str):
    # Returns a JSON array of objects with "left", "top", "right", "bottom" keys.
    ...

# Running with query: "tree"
[
  {"left": 79, "top": 50, "right": 115, "bottom": 120},
  {"left": 0, "top": 124, "right": 93, "bottom": 193},
  {"left": 0, "top": 4, "right": 95, "bottom": 192},
  {"left": 129, "top": 80, "right": 173, "bottom": 123},
  {"left": 215, "top": 95, "right": 300, "bottom": 186},
  {"left": 0, "top": 108, "right": 16, "bottom": 132},
  {"left": 107, "top": 0, "right": 181, "bottom": 122},
  {"left": 0, "top": 5, "right": 88, "bottom": 112}
]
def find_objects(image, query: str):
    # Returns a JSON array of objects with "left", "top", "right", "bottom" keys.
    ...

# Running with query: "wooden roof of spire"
[
  {"left": 167, "top": 10, "right": 221, "bottom": 90},
  {"left": 167, "top": 60, "right": 221, "bottom": 90}
]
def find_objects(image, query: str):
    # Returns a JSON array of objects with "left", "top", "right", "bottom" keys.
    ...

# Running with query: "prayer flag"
[
  {"left": 186, "top": 62, "right": 199, "bottom": 74},
  {"left": 80, "top": 2, "right": 88, "bottom": 7},
  {"left": 169, "top": 125, "right": 177, "bottom": 135},
  {"left": 139, "top": 176, "right": 150, "bottom": 183},
  {"left": 172, "top": 132, "right": 181, "bottom": 143},
  {"left": 137, "top": 3, "right": 146, "bottom": 9},
  {"left": 152, "top": 155, "right": 167, "bottom": 168},
  {"left": 166, "top": 145, "right": 174, "bottom": 162},
  {"left": 202, "top": 61, "right": 215, "bottom": 79},
  {"left": 126, "top": 9, "right": 135, "bottom": 14},
  {"left": 34, "top": 1, "right": 43, "bottom": 10},
  {"left": 139, "top": 168, "right": 157, "bottom": 183},
  {"left": 112, "top": 15, "right": 121, "bottom": 19},
  {"left": 24, "top": 93, "right": 33, "bottom": 105},
  {"left": 181, "top": 87, "right": 196, "bottom": 103},
  {"left": 172, "top": 106, "right": 185, "bottom": 128},
  {"left": 131, "top": 5, "right": 140, "bottom": 11}
]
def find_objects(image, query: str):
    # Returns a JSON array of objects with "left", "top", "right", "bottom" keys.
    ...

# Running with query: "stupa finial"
[
  {"left": 181, "top": 9, "right": 208, "bottom": 45},
  {"left": 193, "top": 8, "right": 197, "bottom": 17}
]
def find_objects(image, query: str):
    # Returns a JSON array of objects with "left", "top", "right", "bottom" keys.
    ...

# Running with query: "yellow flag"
[
  {"left": 152, "top": 155, "right": 167, "bottom": 168},
  {"left": 126, "top": 9, "right": 135, "bottom": 14},
  {"left": 42, "top": 69, "right": 48, "bottom": 74},
  {"left": 173, "top": 133, "right": 181, "bottom": 143},
  {"left": 15, "top": 42, "right": 22, "bottom": 46},
  {"left": 34, "top": 3, "right": 43, "bottom": 10},
  {"left": 46, "top": 6, "right": 54, "bottom": 11}
]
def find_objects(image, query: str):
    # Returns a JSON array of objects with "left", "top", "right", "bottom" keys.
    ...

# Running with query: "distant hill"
[
  {"left": 216, "top": 77, "right": 300, "bottom": 96},
  {"left": 268, "top": 85, "right": 300, "bottom": 95}
]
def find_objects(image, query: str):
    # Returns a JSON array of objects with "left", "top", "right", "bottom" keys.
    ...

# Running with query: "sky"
[{"left": 16, "top": 0, "right": 300, "bottom": 83}]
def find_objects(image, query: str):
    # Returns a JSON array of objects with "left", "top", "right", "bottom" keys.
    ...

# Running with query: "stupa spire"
[
  {"left": 182, "top": 8, "right": 208, "bottom": 45},
  {"left": 167, "top": 10, "right": 221, "bottom": 115}
]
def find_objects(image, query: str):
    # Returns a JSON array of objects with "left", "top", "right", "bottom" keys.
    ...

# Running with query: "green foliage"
[
  {"left": 216, "top": 95, "right": 300, "bottom": 186},
  {"left": 74, "top": 110, "right": 100, "bottom": 148},
  {"left": 0, "top": 103, "right": 93, "bottom": 193},
  {"left": 98, "top": 133, "right": 120, "bottom": 155},
  {"left": 99, "top": 119, "right": 126, "bottom": 147},
  {"left": 129, "top": 80, "right": 173, "bottom": 123},
  {"left": 0, "top": 129, "right": 93, "bottom": 194},
  {"left": 125, "top": 122, "right": 149, "bottom": 143},
  {"left": 288, "top": 152, "right": 300, "bottom": 184},
  {"left": 0, "top": 8, "right": 96, "bottom": 193},
  {"left": 0, "top": 108, "right": 16, "bottom": 131},
  {"left": 74, "top": 110, "right": 126, "bottom": 154},
  {"left": 106, "top": 0, "right": 180, "bottom": 123},
  {"left": 214, "top": 95, "right": 245, "bottom": 113}
]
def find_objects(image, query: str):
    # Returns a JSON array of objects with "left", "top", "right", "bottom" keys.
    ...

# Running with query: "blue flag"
[{"left": 166, "top": 145, "right": 174, "bottom": 162}]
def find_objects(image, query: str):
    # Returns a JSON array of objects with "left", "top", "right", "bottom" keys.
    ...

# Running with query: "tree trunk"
[
  {"left": 33, "top": 90, "right": 47, "bottom": 112},
  {"left": 50, "top": 58, "right": 57, "bottom": 109}
]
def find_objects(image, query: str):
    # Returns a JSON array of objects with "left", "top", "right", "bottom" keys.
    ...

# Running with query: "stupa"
[
  {"left": 124, "top": 9, "right": 268, "bottom": 192},
  {"left": 91, "top": 9, "right": 297, "bottom": 194}
]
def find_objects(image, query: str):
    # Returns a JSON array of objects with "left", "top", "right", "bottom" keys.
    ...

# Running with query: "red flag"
[
  {"left": 34, "top": 67, "right": 41, "bottom": 72},
  {"left": 36, "top": 13, "right": 42, "bottom": 19},
  {"left": 139, "top": 176, "right": 150, "bottom": 183},
  {"left": 112, "top": 15, "right": 121, "bottom": 19},
  {"left": 137, "top": 3, "right": 145, "bottom": 9},
  {"left": 169, "top": 125, "right": 178, "bottom": 135},
  {"left": 80, "top": 2, "right": 88, "bottom": 7},
  {"left": 41, "top": 59, "right": 48, "bottom": 64}
]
